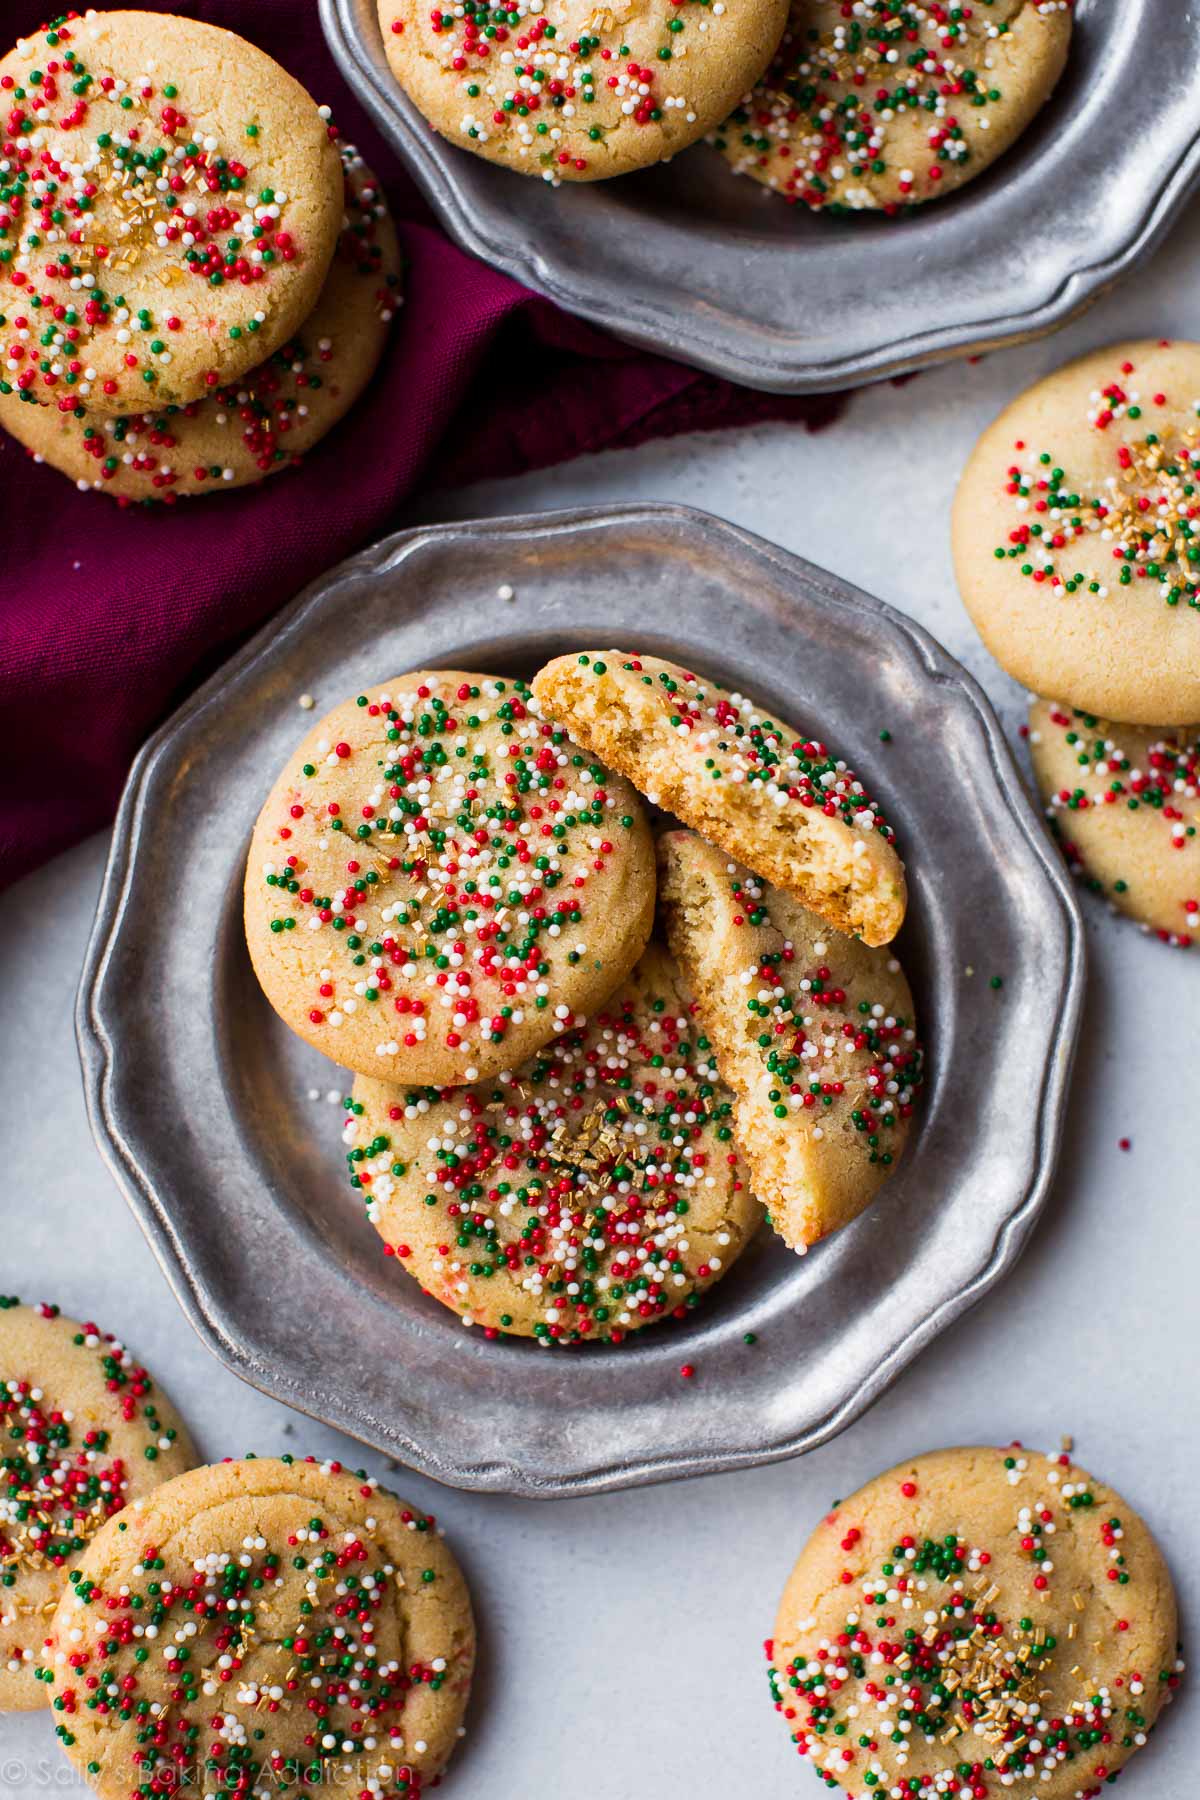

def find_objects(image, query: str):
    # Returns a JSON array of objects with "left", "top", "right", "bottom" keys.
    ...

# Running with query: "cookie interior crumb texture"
[
  {"left": 532, "top": 650, "right": 907, "bottom": 946},
  {"left": 0, "top": 1298, "right": 196, "bottom": 1713},
  {"left": 658, "top": 830, "right": 921, "bottom": 1252}
]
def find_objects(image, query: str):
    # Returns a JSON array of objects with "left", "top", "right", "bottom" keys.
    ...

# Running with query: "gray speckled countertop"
[{"left": 2, "top": 206, "right": 1197, "bottom": 1800}]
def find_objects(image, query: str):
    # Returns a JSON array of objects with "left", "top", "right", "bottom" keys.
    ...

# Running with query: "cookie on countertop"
[
  {"left": 1028, "top": 698, "right": 1199, "bottom": 948},
  {"left": 658, "top": 831, "right": 921, "bottom": 1253},
  {"left": 0, "top": 11, "right": 343, "bottom": 414},
  {"left": 376, "top": 0, "right": 789, "bottom": 182},
  {"left": 716, "top": 0, "right": 1073, "bottom": 211},
  {"left": 0, "top": 144, "right": 400, "bottom": 499},
  {"left": 532, "top": 650, "right": 906, "bottom": 946},
  {"left": 344, "top": 937, "right": 764, "bottom": 1343},
  {"left": 42, "top": 1456, "right": 474, "bottom": 1800},
  {"left": 244, "top": 674, "right": 656, "bottom": 1084},
  {"left": 766, "top": 1443, "right": 1182, "bottom": 1800},
  {"left": 0, "top": 1297, "right": 195, "bottom": 1712},
  {"left": 953, "top": 340, "right": 1200, "bottom": 726}
]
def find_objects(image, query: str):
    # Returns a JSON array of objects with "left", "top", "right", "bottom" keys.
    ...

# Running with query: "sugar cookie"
[
  {"left": 767, "top": 1443, "right": 1181, "bottom": 1800},
  {"left": 245, "top": 674, "right": 656, "bottom": 1084},
  {"left": 532, "top": 650, "right": 906, "bottom": 945},
  {"left": 0, "top": 12, "right": 342, "bottom": 413},
  {"left": 376, "top": 0, "right": 789, "bottom": 181},
  {"left": 344, "top": 938, "right": 764, "bottom": 1342},
  {"left": 954, "top": 340, "right": 1200, "bottom": 725},
  {"left": 1028, "top": 698, "right": 1199, "bottom": 947},
  {"left": 0, "top": 1297, "right": 195, "bottom": 1712},
  {"left": 658, "top": 831, "right": 921, "bottom": 1252},
  {"left": 0, "top": 144, "right": 399, "bottom": 497},
  {"left": 42, "top": 1456, "right": 474, "bottom": 1800},
  {"left": 716, "top": 0, "right": 1072, "bottom": 211}
]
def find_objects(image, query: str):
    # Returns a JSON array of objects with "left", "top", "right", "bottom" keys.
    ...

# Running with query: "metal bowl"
[
  {"left": 77, "top": 504, "right": 1084, "bottom": 1498},
  {"left": 320, "top": 0, "right": 1200, "bottom": 393}
]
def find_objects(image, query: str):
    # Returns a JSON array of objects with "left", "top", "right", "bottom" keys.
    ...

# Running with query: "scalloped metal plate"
[
  {"left": 320, "top": 0, "right": 1200, "bottom": 393},
  {"left": 77, "top": 504, "right": 1084, "bottom": 1497}
]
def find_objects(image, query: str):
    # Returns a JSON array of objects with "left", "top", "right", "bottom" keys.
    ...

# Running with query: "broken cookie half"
[
  {"left": 657, "top": 830, "right": 923, "bottom": 1253},
  {"left": 531, "top": 651, "right": 907, "bottom": 946}
]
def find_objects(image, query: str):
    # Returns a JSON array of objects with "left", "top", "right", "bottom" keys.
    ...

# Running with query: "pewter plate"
[
  {"left": 77, "top": 504, "right": 1083, "bottom": 1498},
  {"left": 321, "top": 0, "right": 1200, "bottom": 393}
]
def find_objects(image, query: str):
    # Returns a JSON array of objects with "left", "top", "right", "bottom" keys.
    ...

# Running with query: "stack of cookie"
[
  {"left": 955, "top": 341, "right": 1200, "bottom": 950},
  {"left": 244, "top": 658, "right": 923, "bottom": 1347},
  {"left": 0, "top": 12, "right": 401, "bottom": 503},
  {"left": 0, "top": 1297, "right": 476, "bottom": 1794},
  {"left": 373, "top": 0, "right": 1074, "bottom": 207}
]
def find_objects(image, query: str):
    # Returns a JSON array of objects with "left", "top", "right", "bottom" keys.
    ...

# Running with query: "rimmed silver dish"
[
  {"left": 77, "top": 503, "right": 1084, "bottom": 1498},
  {"left": 320, "top": 0, "right": 1200, "bottom": 393}
]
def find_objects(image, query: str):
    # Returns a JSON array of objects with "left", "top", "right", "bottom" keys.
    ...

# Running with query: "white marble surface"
[{"left": 2, "top": 206, "right": 1198, "bottom": 1798}]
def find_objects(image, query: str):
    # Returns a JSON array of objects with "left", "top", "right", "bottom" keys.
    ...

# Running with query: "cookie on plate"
[
  {"left": 658, "top": 831, "right": 921, "bottom": 1253},
  {"left": 1028, "top": 698, "right": 1199, "bottom": 947},
  {"left": 0, "top": 144, "right": 400, "bottom": 499},
  {"left": 953, "top": 339, "right": 1200, "bottom": 726},
  {"left": 716, "top": 0, "right": 1073, "bottom": 211},
  {"left": 0, "top": 12, "right": 343, "bottom": 414},
  {"left": 42, "top": 1456, "right": 474, "bottom": 1800},
  {"left": 245, "top": 674, "right": 656, "bottom": 1084},
  {"left": 532, "top": 651, "right": 906, "bottom": 946},
  {"left": 0, "top": 1297, "right": 195, "bottom": 1712},
  {"left": 344, "top": 938, "right": 764, "bottom": 1343},
  {"left": 376, "top": 0, "right": 789, "bottom": 182},
  {"left": 766, "top": 1443, "right": 1181, "bottom": 1800}
]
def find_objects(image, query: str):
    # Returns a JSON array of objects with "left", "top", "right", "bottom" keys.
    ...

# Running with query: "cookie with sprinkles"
[
  {"left": 954, "top": 340, "right": 1200, "bottom": 726},
  {"left": 658, "top": 831, "right": 920, "bottom": 1253},
  {"left": 714, "top": 0, "right": 1072, "bottom": 211},
  {"left": 41, "top": 1455, "right": 474, "bottom": 1800},
  {"left": 0, "top": 1297, "right": 195, "bottom": 1712},
  {"left": 343, "top": 938, "right": 765, "bottom": 1344},
  {"left": 245, "top": 673, "right": 656, "bottom": 1085},
  {"left": 1028, "top": 698, "right": 1199, "bottom": 948},
  {"left": 0, "top": 142, "right": 400, "bottom": 498},
  {"left": 376, "top": 0, "right": 789, "bottom": 182},
  {"left": 766, "top": 1443, "right": 1182, "bottom": 1800},
  {"left": 532, "top": 651, "right": 906, "bottom": 945},
  {"left": 0, "top": 12, "right": 343, "bottom": 414}
]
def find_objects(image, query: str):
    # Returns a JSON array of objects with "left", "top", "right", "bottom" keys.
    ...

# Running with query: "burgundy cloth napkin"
[{"left": 0, "top": 0, "right": 844, "bottom": 889}]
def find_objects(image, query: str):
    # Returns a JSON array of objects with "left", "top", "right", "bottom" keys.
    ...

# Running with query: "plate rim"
[
  {"left": 320, "top": 0, "right": 1200, "bottom": 394},
  {"left": 76, "top": 502, "right": 1086, "bottom": 1497}
]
